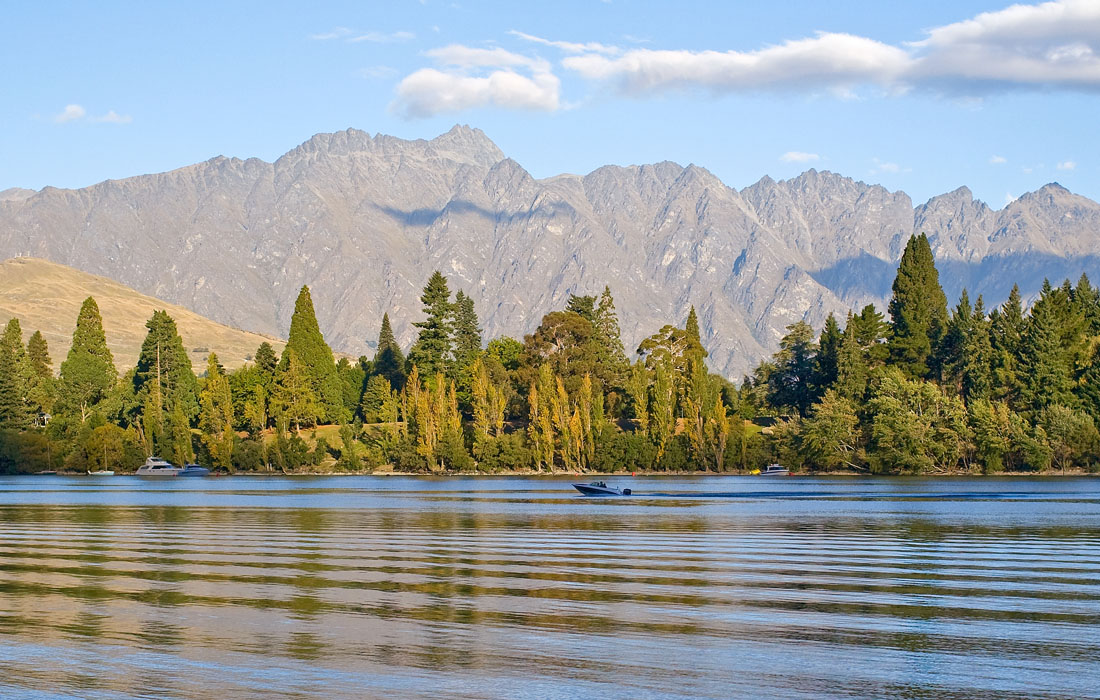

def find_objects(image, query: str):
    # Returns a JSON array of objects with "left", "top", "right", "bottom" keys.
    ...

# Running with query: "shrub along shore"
[{"left": 1, "top": 234, "right": 1098, "bottom": 476}]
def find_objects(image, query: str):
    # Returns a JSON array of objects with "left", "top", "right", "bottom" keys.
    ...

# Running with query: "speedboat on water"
[
  {"left": 178, "top": 464, "right": 210, "bottom": 477},
  {"left": 135, "top": 457, "right": 181, "bottom": 477},
  {"left": 759, "top": 463, "right": 790, "bottom": 476},
  {"left": 572, "top": 481, "right": 631, "bottom": 496}
]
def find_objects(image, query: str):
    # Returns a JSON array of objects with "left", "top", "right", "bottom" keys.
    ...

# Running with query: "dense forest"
[{"left": 0, "top": 234, "right": 1098, "bottom": 475}]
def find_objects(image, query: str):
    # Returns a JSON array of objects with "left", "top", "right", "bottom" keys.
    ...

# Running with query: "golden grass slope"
[{"left": 0, "top": 257, "right": 284, "bottom": 372}]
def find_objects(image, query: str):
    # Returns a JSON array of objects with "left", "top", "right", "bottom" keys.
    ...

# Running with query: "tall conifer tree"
[
  {"left": 373, "top": 313, "right": 406, "bottom": 390},
  {"left": 58, "top": 297, "right": 117, "bottom": 422},
  {"left": 815, "top": 313, "right": 842, "bottom": 395},
  {"left": 282, "top": 285, "right": 343, "bottom": 423},
  {"left": 451, "top": 290, "right": 482, "bottom": 372},
  {"left": 25, "top": 330, "right": 55, "bottom": 421},
  {"left": 887, "top": 233, "right": 948, "bottom": 379},
  {"left": 408, "top": 271, "right": 453, "bottom": 377}
]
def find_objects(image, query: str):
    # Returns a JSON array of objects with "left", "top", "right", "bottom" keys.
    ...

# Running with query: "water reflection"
[{"left": 1, "top": 476, "right": 1098, "bottom": 699}]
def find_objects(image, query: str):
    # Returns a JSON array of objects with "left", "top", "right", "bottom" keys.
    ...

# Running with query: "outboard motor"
[{"left": 622, "top": 488, "right": 632, "bottom": 496}]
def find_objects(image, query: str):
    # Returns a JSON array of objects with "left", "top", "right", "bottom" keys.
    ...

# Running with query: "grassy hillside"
[{"left": 0, "top": 257, "right": 285, "bottom": 371}]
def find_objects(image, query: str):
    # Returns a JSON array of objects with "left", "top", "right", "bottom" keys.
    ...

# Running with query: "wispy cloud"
[
  {"left": 990, "top": 155, "right": 1007, "bottom": 164},
  {"left": 94, "top": 110, "right": 132, "bottom": 124},
  {"left": 54, "top": 104, "right": 86, "bottom": 123},
  {"left": 359, "top": 65, "right": 398, "bottom": 79},
  {"left": 870, "top": 157, "right": 909, "bottom": 175},
  {"left": 780, "top": 151, "right": 821, "bottom": 163},
  {"left": 53, "top": 104, "right": 131, "bottom": 125},
  {"left": 1057, "top": 160, "right": 1077, "bottom": 170},
  {"left": 311, "top": 27, "right": 414, "bottom": 43},
  {"left": 349, "top": 31, "right": 415, "bottom": 43},
  {"left": 508, "top": 30, "right": 620, "bottom": 55}
]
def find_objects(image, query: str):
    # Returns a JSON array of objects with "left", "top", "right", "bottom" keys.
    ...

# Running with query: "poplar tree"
[
  {"left": 887, "top": 233, "right": 948, "bottom": 379},
  {"left": 272, "top": 349, "right": 321, "bottom": 433},
  {"left": 649, "top": 363, "right": 675, "bottom": 461},
  {"left": 373, "top": 313, "right": 406, "bottom": 390},
  {"left": 626, "top": 360, "right": 650, "bottom": 433},
  {"left": 25, "top": 331, "right": 55, "bottom": 421},
  {"left": 408, "top": 272, "right": 453, "bottom": 377},
  {"left": 199, "top": 353, "right": 235, "bottom": 470},
  {"left": 58, "top": 297, "right": 117, "bottom": 422},
  {"left": 282, "top": 286, "right": 343, "bottom": 423}
]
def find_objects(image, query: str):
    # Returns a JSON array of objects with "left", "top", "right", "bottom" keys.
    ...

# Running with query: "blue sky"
[{"left": 2, "top": 0, "right": 1098, "bottom": 207}]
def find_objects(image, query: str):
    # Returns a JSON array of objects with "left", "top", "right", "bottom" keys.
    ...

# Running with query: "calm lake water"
[{"left": 1, "top": 475, "right": 1099, "bottom": 699}]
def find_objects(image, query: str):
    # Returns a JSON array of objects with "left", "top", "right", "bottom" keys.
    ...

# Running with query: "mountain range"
[{"left": 1, "top": 125, "right": 1098, "bottom": 379}]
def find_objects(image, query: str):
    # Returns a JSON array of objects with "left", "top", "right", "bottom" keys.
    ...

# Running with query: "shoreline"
[{"left": 25, "top": 468, "right": 1097, "bottom": 477}]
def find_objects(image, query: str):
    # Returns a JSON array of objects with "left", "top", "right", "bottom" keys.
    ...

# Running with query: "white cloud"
[
  {"left": 311, "top": 27, "right": 413, "bottom": 43},
  {"left": 94, "top": 110, "right": 132, "bottom": 124},
  {"left": 54, "top": 104, "right": 86, "bottom": 123},
  {"left": 990, "top": 155, "right": 1008, "bottom": 164},
  {"left": 393, "top": 43, "right": 562, "bottom": 117},
  {"left": 563, "top": 33, "right": 911, "bottom": 94},
  {"left": 1057, "top": 160, "right": 1077, "bottom": 169},
  {"left": 350, "top": 31, "right": 415, "bottom": 43},
  {"left": 393, "top": 68, "right": 560, "bottom": 118},
  {"left": 508, "top": 30, "right": 620, "bottom": 55},
  {"left": 553, "top": 0, "right": 1100, "bottom": 96},
  {"left": 780, "top": 151, "right": 820, "bottom": 163},
  {"left": 870, "top": 158, "right": 908, "bottom": 174},
  {"left": 309, "top": 27, "right": 353, "bottom": 41},
  {"left": 426, "top": 44, "right": 549, "bottom": 71}
]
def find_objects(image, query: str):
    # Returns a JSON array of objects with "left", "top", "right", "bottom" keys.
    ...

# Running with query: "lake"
[{"left": 1, "top": 475, "right": 1098, "bottom": 699}]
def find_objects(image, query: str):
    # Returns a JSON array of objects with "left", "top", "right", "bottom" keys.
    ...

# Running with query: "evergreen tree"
[
  {"left": 887, "top": 233, "right": 948, "bottom": 379},
  {"left": 373, "top": 313, "right": 407, "bottom": 390},
  {"left": 767, "top": 321, "right": 818, "bottom": 417},
  {"left": 990, "top": 285, "right": 1025, "bottom": 405},
  {"left": 1073, "top": 273, "right": 1100, "bottom": 334},
  {"left": 451, "top": 290, "right": 482, "bottom": 372},
  {"left": 254, "top": 342, "right": 278, "bottom": 389},
  {"left": 1078, "top": 344, "right": 1100, "bottom": 424},
  {"left": 593, "top": 286, "right": 629, "bottom": 375},
  {"left": 835, "top": 312, "right": 869, "bottom": 401},
  {"left": 565, "top": 294, "right": 597, "bottom": 322},
  {"left": 0, "top": 319, "right": 29, "bottom": 428},
  {"left": 802, "top": 390, "right": 862, "bottom": 470},
  {"left": 360, "top": 374, "right": 396, "bottom": 423},
  {"left": 408, "top": 271, "right": 453, "bottom": 377},
  {"left": 962, "top": 296, "right": 993, "bottom": 402},
  {"left": 133, "top": 310, "right": 200, "bottom": 421},
  {"left": 853, "top": 304, "right": 890, "bottom": 368},
  {"left": 938, "top": 289, "right": 973, "bottom": 391},
  {"left": 58, "top": 297, "right": 117, "bottom": 422},
  {"left": 282, "top": 285, "right": 344, "bottom": 423},
  {"left": 25, "top": 330, "right": 55, "bottom": 422},
  {"left": 1018, "top": 287, "right": 1076, "bottom": 414},
  {"left": 814, "top": 313, "right": 842, "bottom": 395}
]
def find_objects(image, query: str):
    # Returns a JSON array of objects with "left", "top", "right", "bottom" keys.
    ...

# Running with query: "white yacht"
[
  {"left": 759, "top": 463, "right": 791, "bottom": 476},
  {"left": 135, "top": 457, "right": 181, "bottom": 477}
]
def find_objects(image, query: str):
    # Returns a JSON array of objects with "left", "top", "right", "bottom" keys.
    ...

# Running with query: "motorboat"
[
  {"left": 135, "top": 457, "right": 181, "bottom": 477},
  {"left": 87, "top": 469, "right": 115, "bottom": 476},
  {"left": 759, "top": 463, "right": 790, "bottom": 476},
  {"left": 572, "top": 481, "right": 631, "bottom": 496},
  {"left": 178, "top": 463, "right": 210, "bottom": 477}
]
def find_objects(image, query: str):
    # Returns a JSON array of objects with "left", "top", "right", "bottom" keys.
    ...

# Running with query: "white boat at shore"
[
  {"left": 135, "top": 457, "right": 181, "bottom": 477},
  {"left": 87, "top": 469, "right": 115, "bottom": 476},
  {"left": 758, "top": 464, "right": 790, "bottom": 476}
]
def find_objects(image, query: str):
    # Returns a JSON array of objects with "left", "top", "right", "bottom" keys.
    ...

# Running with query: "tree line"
[{"left": 0, "top": 234, "right": 1097, "bottom": 474}]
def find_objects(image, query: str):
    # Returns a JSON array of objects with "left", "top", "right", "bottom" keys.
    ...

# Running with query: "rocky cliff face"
[{"left": 1, "top": 125, "right": 1097, "bottom": 378}]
